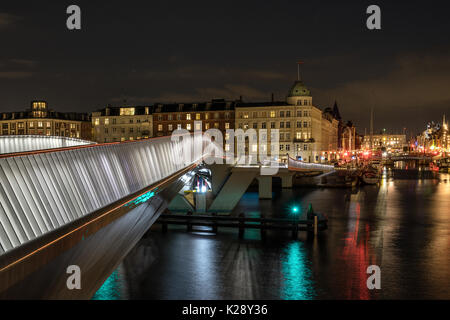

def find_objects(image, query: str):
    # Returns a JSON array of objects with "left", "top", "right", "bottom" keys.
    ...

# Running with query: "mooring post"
[
  {"left": 314, "top": 215, "right": 318, "bottom": 236},
  {"left": 260, "top": 214, "right": 266, "bottom": 240},
  {"left": 187, "top": 211, "right": 193, "bottom": 232},
  {"left": 292, "top": 219, "right": 298, "bottom": 240},
  {"left": 212, "top": 212, "right": 218, "bottom": 233},
  {"left": 238, "top": 213, "right": 245, "bottom": 239},
  {"left": 162, "top": 221, "right": 168, "bottom": 233}
]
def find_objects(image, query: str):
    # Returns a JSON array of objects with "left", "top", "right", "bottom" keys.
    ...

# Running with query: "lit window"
[
  {"left": 252, "top": 144, "right": 258, "bottom": 152},
  {"left": 105, "top": 118, "right": 110, "bottom": 125},
  {"left": 120, "top": 108, "right": 135, "bottom": 116},
  {"left": 186, "top": 114, "right": 191, "bottom": 120},
  {"left": 195, "top": 122, "right": 202, "bottom": 130},
  {"left": 225, "top": 123, "right": 230, "bottom": 129},
  {"left": 95, "top": 118, "right": 100, "bottom": 126},
  {"left": 168, "top": 124, "right": 173, "bottom": 131},
  {"left": 270, "top": 111, "right": 276, "bottom": 118},
  {"left": 196, "top": 114, "right": 201, "bottom": 120},
  {"left": 158, "top": 124, "right": 163, "bottom": 131},
  {"left": 187, "top": 123, "right": 192, "bottom": 130}
]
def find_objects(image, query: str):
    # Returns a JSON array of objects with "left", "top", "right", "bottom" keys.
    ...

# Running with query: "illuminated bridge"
[
  {"left": 0, "top": 135, "right": 332, "bottom": 299},
  {"left": 0, "top": 135, "right": 208, "bottom": 299}
]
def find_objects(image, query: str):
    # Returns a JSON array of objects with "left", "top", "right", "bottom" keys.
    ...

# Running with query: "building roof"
[
  {"left": 0, "top": 110, "right": 90, "bottom": 122},
  {"left": 287, "top": 80, "right": 311, "bottom": 97},
  {"left": 332, "top": 101, "right": 342, "bottom": 121},
  {"left": 94, "top": 106, "right": 153, "bottom": 116}
]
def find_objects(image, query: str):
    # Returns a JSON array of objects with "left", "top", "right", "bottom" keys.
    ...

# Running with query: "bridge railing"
[
  {"left": 0, "top": 135, "right": 95, "bottom": 155},
  {"left": 287, "top": 156, "right": 335, "bottom": 172},
  {"left": 0, "top": 134, "right": 210, "bottom": 256}
]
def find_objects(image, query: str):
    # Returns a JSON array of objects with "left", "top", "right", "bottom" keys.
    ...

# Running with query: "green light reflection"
[{"left": 281, "top": 242, "right": 316, "bottom": 300}]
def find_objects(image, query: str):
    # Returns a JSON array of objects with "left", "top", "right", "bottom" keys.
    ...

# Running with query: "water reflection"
[
  {"left": 281, "top": 242, "right": 315, "bottom": 300},
  {"left": 93, "top": 173, "right": 450, "bottom": 300}
]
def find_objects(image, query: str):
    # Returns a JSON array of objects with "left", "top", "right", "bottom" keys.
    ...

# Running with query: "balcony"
[{"left": 293, "top": 138, "right": 315, "bottom": 143}]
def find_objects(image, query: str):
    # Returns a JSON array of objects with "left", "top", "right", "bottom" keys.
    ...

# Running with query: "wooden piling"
[
  {"left": 260, "top": 214, "right": 266, "bottom": 240},
  {"left": 187, "top": 211, "right": 193, "bottom": 232},
  {"left": 238, "top": 213, "right": 245, "bottom": 239},
  {"left": 292, "top": 220, "right": 298, "bottom": 240},
  {"left": 314, "top": 215, "right": 318, "bottom": 236},
  {"left": 212, "top": 212, "right": 218, "bottom": 233}
]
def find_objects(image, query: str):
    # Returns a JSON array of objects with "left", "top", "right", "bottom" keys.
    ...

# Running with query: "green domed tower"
[
  {"left": 286, "top": 80, "right": 313, "bottom": 105},
  {"left": 287, "top": 80, "right": 311, "bottom": 97}
]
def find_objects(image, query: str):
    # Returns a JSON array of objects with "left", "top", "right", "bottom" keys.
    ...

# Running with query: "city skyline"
[{"left": 1, "top": 1, "right": 450, "bottom": 136}]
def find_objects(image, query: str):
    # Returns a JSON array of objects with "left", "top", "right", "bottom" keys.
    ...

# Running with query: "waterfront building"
[
  {"left": 235, "top": 80, "right": 339, "bottom": 163},
  {"left": 91, "top": 105, "right": 153, "bottom": 143},
  {"left": 0, "top": 101, "right": 92, "bottom": 140},
  {"left": 340, "top": 121, "right": 357, "bottom": 151},
  {"left": 361, "top": 132, "right": 407, "bottom": 151},
  {"left": 151, "top": 99, "right": 235, "bottom": 145},
  {"left": 416, "top": 115, "right": 449, "bottom": 153}
]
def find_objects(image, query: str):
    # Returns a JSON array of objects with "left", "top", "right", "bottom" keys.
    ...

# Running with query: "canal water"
[{"left": 93, "top": 168, "right": 450, "bottom": 300}]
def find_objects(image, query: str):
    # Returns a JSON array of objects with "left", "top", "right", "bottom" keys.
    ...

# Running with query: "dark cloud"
[
  {"left": 0, "top": 13, "right": 20, "bottom": 29},
  {"left": 314, "top": 52, "right": 450, "bottom": 134},
  {"left": 0, "top": 71, "right": 33, "bottom": 79}
]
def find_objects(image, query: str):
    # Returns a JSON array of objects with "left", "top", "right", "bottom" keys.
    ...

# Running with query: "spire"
[
  {"left": 332, "top": 101, "right": 342, "bottom": 120},
  {"left": 297, "top": 60, "right": 304, "bottom": 81}
]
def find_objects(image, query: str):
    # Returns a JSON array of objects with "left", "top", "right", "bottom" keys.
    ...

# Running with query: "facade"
[
  {"left": 0, "top": 101, "right": 92, "bottom": 140},
  {"left": 362, "top": 133, "right": 407, "bottom": 151},
  {"left": 91, "top": 106, "right": 153, "bottom": 143},
  {"left": 235, "top": 81, "right": 339, "bottom": 163},
  {"left": 416, "top": 115, "right": 449, "bottom": 152},
  {"left": 152, "top": 99, "right": 235, "bottom": 141},
  {"left": 340, "top": 121, "right": 357, "bottom": 151}
]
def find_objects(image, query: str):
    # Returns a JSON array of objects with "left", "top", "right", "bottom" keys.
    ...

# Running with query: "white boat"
[{"left": 361, "top": 172, "right": 380, "bottom": 185}]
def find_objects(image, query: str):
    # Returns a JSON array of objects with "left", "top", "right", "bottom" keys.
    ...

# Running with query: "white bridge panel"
[
  {"left": 0, "top": 136, "right": 95, "bottom": 155},
  {"left": 0, "top": 135, "right": 203, "bottom": 255}
]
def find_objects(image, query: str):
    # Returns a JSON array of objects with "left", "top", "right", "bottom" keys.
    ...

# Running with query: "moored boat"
[{"left": 361, "top": 171, "right": 380, "bottom": 185}]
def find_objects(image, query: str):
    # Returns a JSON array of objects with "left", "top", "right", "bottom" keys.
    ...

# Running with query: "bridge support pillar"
[
  {"left": 280, "top": 174, "right": 294, "bottom": 188},
  {"left": 195, "top": 192, "right": 207, "bottom": 213},
  {"left": 258, "top": 176, "right": 272, "bottom": 199},
  {"left": 208, "top": 163, "right": 232, "bottom": 196}
]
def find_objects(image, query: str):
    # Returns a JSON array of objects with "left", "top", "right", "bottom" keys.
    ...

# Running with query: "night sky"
[{"left": 1, "top": 0, "right": 449, "bottom": 136}]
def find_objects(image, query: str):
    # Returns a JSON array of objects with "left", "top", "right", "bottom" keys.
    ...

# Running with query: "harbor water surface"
[{"left": 93, "top": 170, "right": 450, "bottom": 300}]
